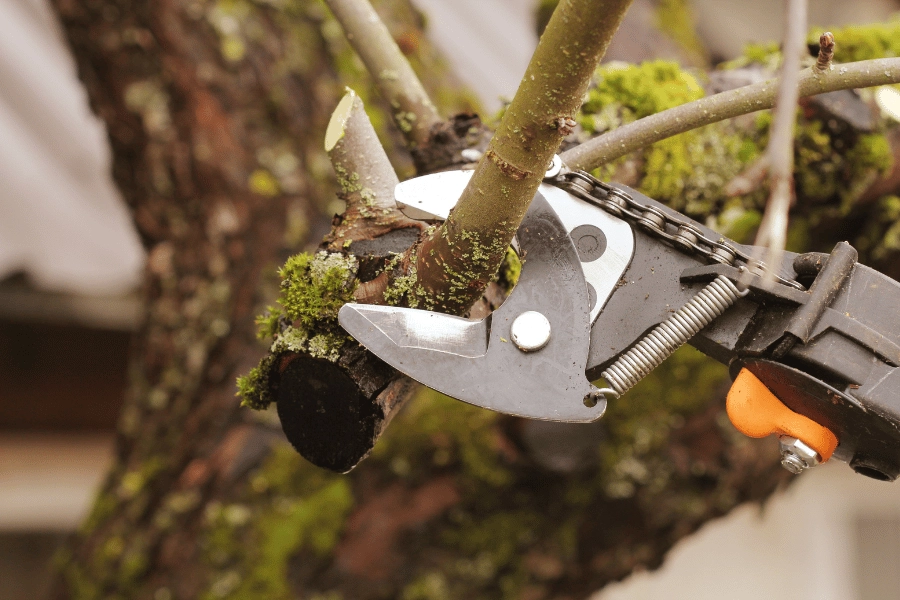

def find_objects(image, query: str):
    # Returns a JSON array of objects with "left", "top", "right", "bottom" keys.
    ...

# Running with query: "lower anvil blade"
[{"left": 339, "top": 304, "right": 488, "bottom": 358}]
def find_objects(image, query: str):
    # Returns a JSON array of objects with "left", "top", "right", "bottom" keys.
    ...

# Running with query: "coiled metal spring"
[{"left": 598, "top": 275, "right": 747, "bottom": 399}]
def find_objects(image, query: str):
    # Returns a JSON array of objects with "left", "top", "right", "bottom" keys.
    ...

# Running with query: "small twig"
[
  {"left": 749, "top": 0, "right": 807, "bottom": 287},
  {"left": 725, "top": 156, "right": 769, "bottom": 197},
  {"left": 323, "top": 0, "right": 442, "bottom": 148},
  {"left": 816, "top": 31, "right": 835, "bottom": 72},
  {"left": 560, "top": 57, "right": 900, "bottom": 171}
]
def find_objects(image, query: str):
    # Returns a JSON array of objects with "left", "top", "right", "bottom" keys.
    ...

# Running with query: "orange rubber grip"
[{"left": 726, "top": 368, "right": 838, "bottom": 462}]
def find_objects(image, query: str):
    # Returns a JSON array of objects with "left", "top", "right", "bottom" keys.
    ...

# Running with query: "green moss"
[
  {"left": 497, "top": 247, "right": 521, "bottom": 288},
  {"left": 739, "top": 21, "right": 900, "bottom": 71},
  {"left": 254, "top": 306, "right": 283, "bottom": 340},
  {"left": 762, "top": 114, "right": 895, "bottom": 209},
  {"left": 278, "top": 251, "right": 358, "bottom": 328},
  {"left": 579, "top": 61, "right": 753, "bottom": 217},
  {"left": 402, "top": 572, "right": 452, "bottom": 600},
  {"left": 581, "top": 61, "right": 703, "bottom": 125},
  {"left": 731, "top": 41, "right": 781, "bottom": 68},
  {"left": 383, "top": 251, "right": 421, "bottom": 308},
  {"left": 384, "top": 271, "right": 420, "bottom": 306},
  {"left": 201, "top": 445, "right": 352, "bottom": 600},
  {"left": 243, "top": 479, "right": 352, "bottom": 596},
  {"left": 858, "top": 195, "right": 900, "bottom": 260},
  {"left": 79, "top": 490, "right": 118, "bottom": 536},
  {"left": 306, "top": 332, "right": 346, "bottom": 361},
  {"left": 641, "top": 123, "right": 748, "bottom": 214},
  {"left": 847, "top": 132, "right": 893, "bottom": 176},
  {"left": 710, "top": 202, "right": 762, "bottom": 243},
  {"left": 236, "top": 354, "right": 275, "bottom": 410},
  {"left": 596, "top": 346, "right": 729, "bottom": 500},
  {"left": 374, "top": 389, "right": 511, "bottom": 487},
  {"left": 238, "top": 251, "right": 359, "bottom": 408}
]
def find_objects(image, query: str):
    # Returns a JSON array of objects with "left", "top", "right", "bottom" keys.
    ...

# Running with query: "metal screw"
[
  {"left": 510, "top": 311, "right": 551, "bottom": 352},
  {"left": 779, "top": 436, "right": 821, "bottom": 474},
  {"left": 544, "top": 154, "right": 563, "bottom": 179}
]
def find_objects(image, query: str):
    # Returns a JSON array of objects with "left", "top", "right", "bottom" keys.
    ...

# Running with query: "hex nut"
[{"left": 779, "top": 436, "right": 821, "bottom": 474}]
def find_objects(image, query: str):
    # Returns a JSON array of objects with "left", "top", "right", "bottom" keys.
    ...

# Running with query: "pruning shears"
[{"left": 338, "top": 159, "right": 900, "bottom": 481}]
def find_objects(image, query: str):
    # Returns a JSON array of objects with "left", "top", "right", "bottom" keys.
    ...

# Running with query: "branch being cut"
[
  {"left": 751, "top": 0, "right": 807, "bottom": 286},
  {"left": 323, "top": 0, "right": 442, "bottom": 149},
  {"left": 561, "top": 57, "right": 900, "bottom": 170},
  {"left": 270, "top": 0, "right": 635, "bottom": 472},
  {"left": 406, "top": 0, "right": 634, "bottom": 314}
]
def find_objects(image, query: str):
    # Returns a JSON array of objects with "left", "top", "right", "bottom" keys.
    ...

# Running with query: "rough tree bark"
[{"left": 48, "top": 1, "right": 900, "bottom": 599}]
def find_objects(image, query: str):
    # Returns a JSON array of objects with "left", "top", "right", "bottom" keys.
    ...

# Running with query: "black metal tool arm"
[{"left": 580, "top": 183, "right": 900, "bottom": 481}]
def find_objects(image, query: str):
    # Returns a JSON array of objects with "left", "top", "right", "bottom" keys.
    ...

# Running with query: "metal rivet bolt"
[
  {"left": 544, "top": 154, "right": 563, "bottom": 179},
  {"left": 510, "top": 311, "right": 552, "bottom": 352}
]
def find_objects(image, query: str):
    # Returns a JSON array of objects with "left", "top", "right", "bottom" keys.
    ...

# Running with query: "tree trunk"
[{"left": 48, "top": 1, "right": 900, "bottom": 599}]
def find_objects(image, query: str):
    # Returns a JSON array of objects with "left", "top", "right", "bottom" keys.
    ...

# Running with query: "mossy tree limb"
[
  {"left": 45, "top": 0, "right": 457, "bottom": 596},
  {"left": 323, "top": 0, "right": 441, "bottom": 149},
  {"left": 264, "top": 0, "right": 636, "bottom": 472},
  {"left": 561, "top": 56, "right": 900, "bottom": 170},
  {"left": 270, "top": 0, "right": 636, "bottom": 472},
  {"left": 274, "top": 89, "right": 424, "bottom": 472}
]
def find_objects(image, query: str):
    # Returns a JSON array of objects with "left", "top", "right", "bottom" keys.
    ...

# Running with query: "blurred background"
[{"left": 3, "top": 0, "right": 900, "bottom": 598}]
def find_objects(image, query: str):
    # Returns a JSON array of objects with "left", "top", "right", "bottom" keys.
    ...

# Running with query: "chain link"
[{"left": 550, "top": 169, "right": 805, "bottom": 291}]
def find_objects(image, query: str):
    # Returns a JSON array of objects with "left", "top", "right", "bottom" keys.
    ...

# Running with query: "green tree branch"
[
  {"left": 409, "top": 0, "right": 635, "bottom": 313},
  {"left": 323, "top": 0, "right": 442, "bottom": 148},
  {"left": 561, "top": 56, "right": 900, "bottom": 170}
]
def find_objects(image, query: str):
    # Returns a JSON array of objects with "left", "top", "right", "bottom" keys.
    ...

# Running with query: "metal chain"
[{"left": 549, "top": 169, "right": 805, "bottom": 291}]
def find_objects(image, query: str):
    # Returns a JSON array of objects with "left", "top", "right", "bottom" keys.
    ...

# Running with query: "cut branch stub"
[
  {"left": 269, "top": 0, "right": 637, "bottom": 471},
  {"left": 323, "top": 88, "right": 424, "bottom": 252},
  {"left": 250, "top": 90, "right": 428, "bottom": 471}
]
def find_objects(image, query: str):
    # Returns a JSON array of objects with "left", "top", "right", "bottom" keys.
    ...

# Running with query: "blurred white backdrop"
[{"left": 0, "top": 0, "right": 144, "bottom": 296}]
